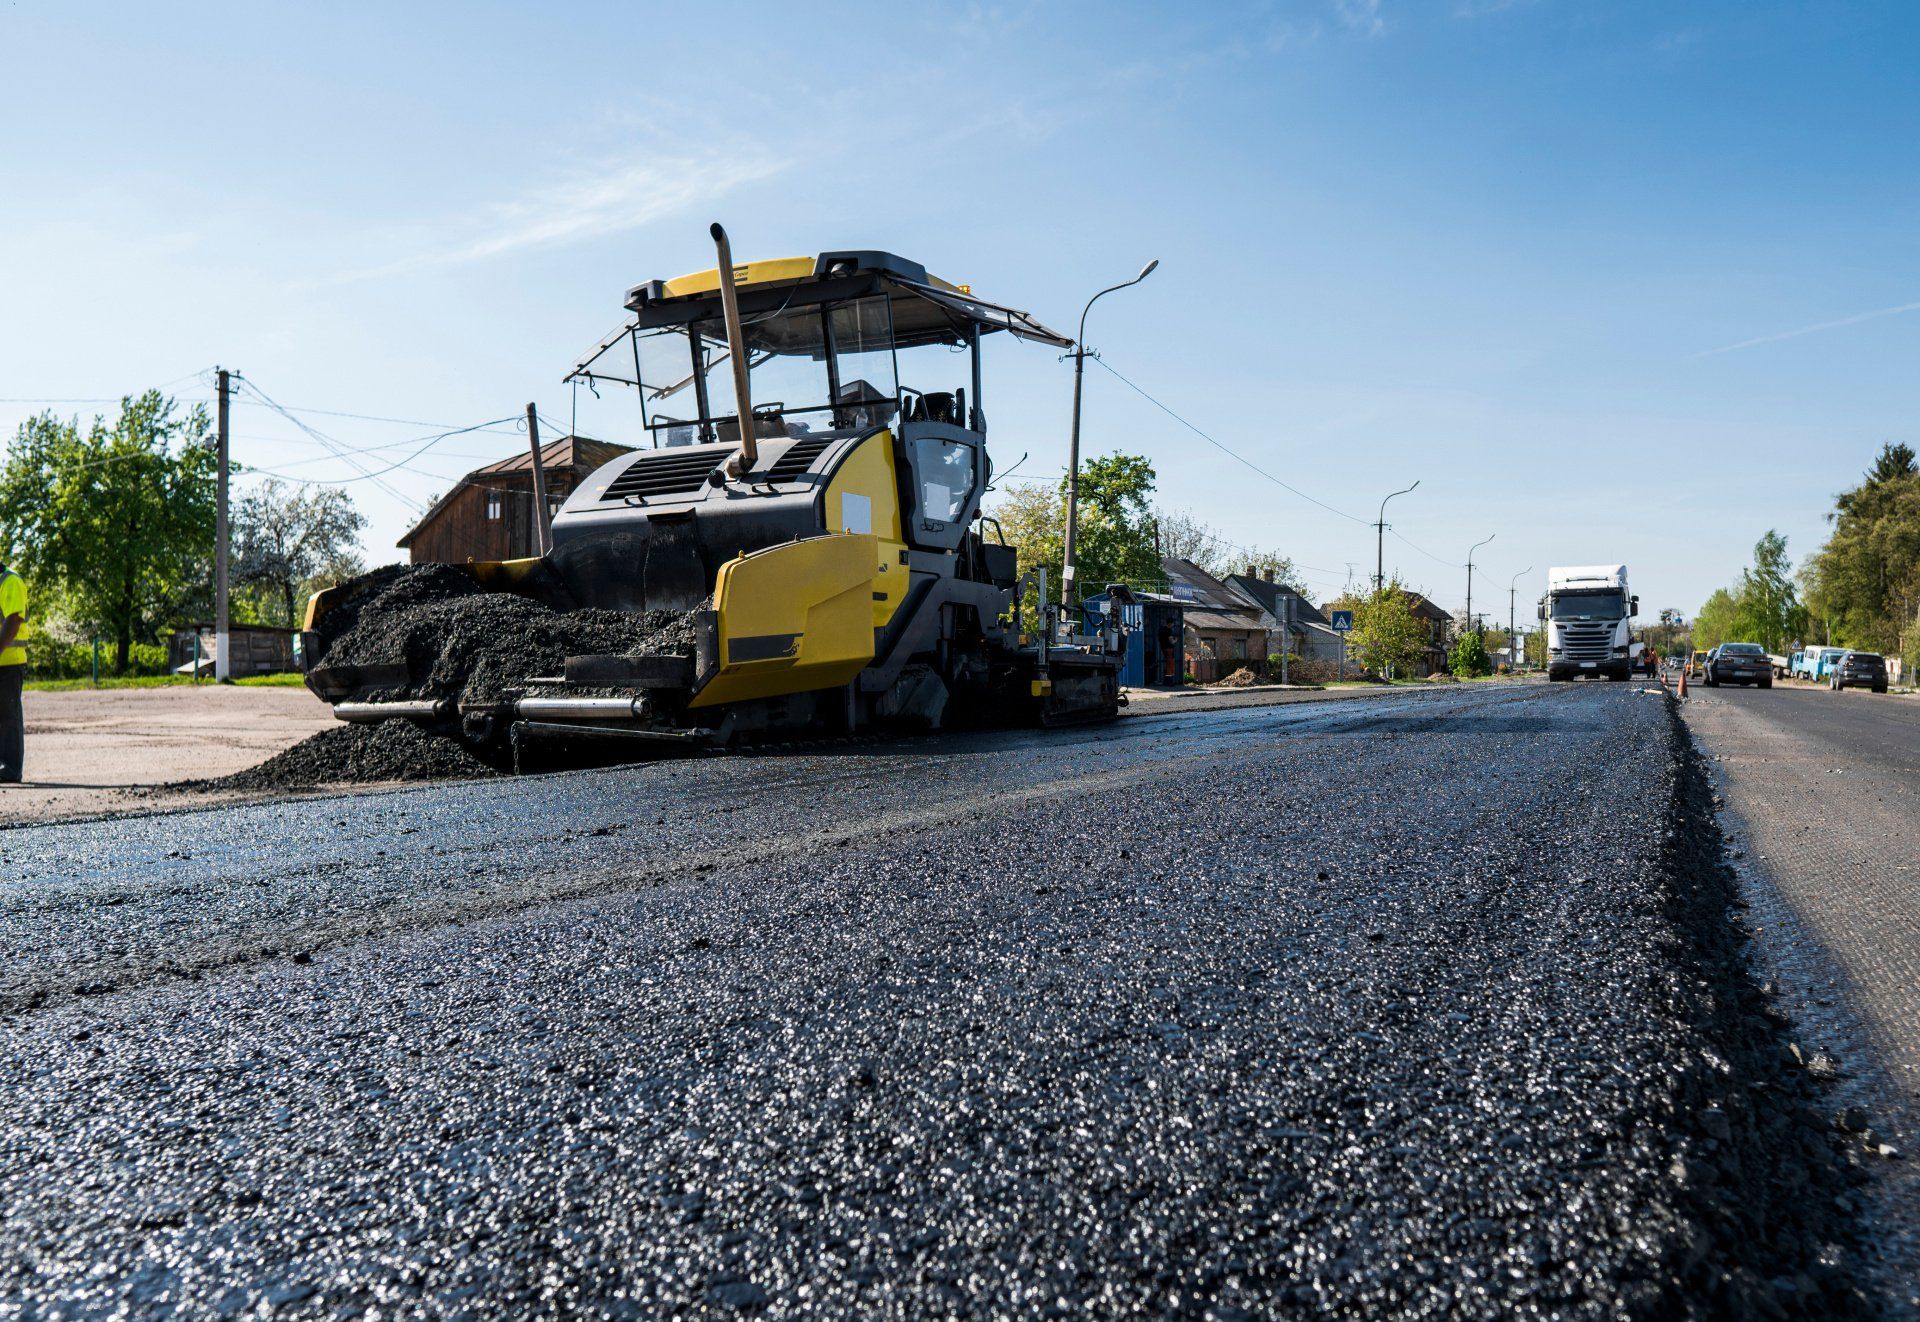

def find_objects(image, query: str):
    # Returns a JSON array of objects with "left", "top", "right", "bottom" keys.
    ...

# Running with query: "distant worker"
[{"left": 0, "top": 563, "right": 24, "bottom": 783}]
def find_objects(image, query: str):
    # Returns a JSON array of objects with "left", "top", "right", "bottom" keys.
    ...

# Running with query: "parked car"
[
  {"left": 1807, "top": 645, "right": 1851, "bottom": 682},
  {"left": 1690, "top": 650, "right": 1710, "bottom": 676},
  {"left": 1705, "top": 642, "right": 1773, "bottom": 688},
  {"left": 1829, "top": 650, "right": 1889, "bottom": 693}
]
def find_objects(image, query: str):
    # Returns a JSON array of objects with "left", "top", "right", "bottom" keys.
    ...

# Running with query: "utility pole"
[
  {"left": 1508, "top": 565, "right": 1532, "bottom": 672},
  {"left": 1061, "top": 258, "right": 1158, "bottom": 608},
  {"left": 1374, "top": 480, "right": 1419, "bottom": 594},
  {"left": 1279, "top": 594, "right": 1291, "bottom": 685},
  {"left": 1465, "top": 533, "right": 1495, "bottom": 638},
  {"left": 525, "top": 403, "right": 552, "bottom": 555},
  {"left": 215, "top": 367, "right": 231, "bottom": 683}
]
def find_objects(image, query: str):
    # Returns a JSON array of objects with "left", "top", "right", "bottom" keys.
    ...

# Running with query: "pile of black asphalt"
[
  {"left": 198, "top": 720, "right": 498, "bottom": 791},
  {"left": 318, "top": 564, "right": 695, "bottom": 705},
  {"left": 0, "top": 685, "right": 1870, "bottom": 1316},
  {"left": 197, "top": 565, "right": 700, "bottom": 788}
]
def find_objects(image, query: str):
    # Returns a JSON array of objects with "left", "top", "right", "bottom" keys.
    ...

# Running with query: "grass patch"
[{"left": 25, "top": 672, "right": 309, "bottom": 692}]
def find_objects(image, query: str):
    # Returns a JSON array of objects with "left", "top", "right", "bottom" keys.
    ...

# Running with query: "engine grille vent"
[
  {"left": 763, "top": 435, "right": 837, "bottom": 483},
  {"left": 601, "top": 445, "right": 732, "bottom": 502},
  {"left": 1558, "top": 622, "right": 1614, "bottom": 660}
]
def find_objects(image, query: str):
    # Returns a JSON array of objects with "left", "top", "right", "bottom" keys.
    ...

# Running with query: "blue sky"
[{"left": 3, "top": 0, "right": 1916, "bottom": 622}]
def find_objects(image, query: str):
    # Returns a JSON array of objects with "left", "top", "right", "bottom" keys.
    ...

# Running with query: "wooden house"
[{"left": 398, "top": 436, "right": 634, "bottom": 564}]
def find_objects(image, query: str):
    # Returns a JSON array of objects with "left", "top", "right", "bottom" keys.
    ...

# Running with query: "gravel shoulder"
[{"left": 0, "top": 682, "right": 1870, "bottom": 1316}]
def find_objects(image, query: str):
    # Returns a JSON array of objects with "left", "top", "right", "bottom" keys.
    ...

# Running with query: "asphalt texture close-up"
[{"left": 0, "top": 682, "right": 1874, "bottom": 1316}]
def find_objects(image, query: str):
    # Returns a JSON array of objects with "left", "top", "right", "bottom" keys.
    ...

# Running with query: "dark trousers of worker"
[{"left": 0, "top": 665, "right": 21, "bottom": 782}]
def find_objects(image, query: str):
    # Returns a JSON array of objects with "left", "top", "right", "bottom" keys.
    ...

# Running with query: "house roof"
[
  {"left": 1183, "top": 608, "right": 1267, "bottom": 633},
  {"left": 471, "top": 435, "right": 634, "bottom": 478},
  {"left": 1160, "top": 558, "right": 1255, "bottom": 610},
  {"left": 1402, "top": 591, "right": 1453, "bottom": 623},
  {"left": 397, "top": 434, "right": 632, "bottom": 548},
  {"left": 1224, "top": 573, "right": 1331, "bottom": 628}
]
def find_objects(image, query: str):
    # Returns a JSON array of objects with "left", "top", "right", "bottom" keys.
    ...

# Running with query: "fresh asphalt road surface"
[
  {"left": 0, "top": 682, "right": 1869, "bottom": 1316},
  {"left": 1683, "top": 682, "right": 1920, "bottom": 1306}
]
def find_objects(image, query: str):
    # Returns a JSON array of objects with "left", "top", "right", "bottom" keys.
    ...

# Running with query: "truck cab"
[{"left": 1539, "top": 565, "right": 1637, "bottom": 682}]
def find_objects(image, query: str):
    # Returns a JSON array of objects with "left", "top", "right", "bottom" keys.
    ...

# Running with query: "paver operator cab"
[
  {"left": 1539, "top": 565, "right": 1638, "bottom": 682},
  {"left": 302, "top": 233, "right": 1124, "bottom": 756}
]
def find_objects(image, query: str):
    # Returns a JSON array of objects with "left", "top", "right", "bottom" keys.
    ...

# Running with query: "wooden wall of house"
[{"left": 406, "top": 476, "right": 573, "bottom": 565}]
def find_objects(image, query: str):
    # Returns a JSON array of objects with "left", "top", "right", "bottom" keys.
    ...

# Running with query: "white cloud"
[
  {"left": 1693, "top": 300, "right": 1920, "bottom": 358},
  {"left": 336, "top": 146, "right": 787, "bottom": 283},
  {"left": 1334, "top": 0, "right": 1386, "bottom": 36}
]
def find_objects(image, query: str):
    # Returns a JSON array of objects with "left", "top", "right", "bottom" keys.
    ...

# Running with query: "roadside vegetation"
[
  {"left": 989, "top": 451, "right": 1302, "bottom": 604},
  {"left": 1682, "top": 445, "right": 1920, "bottom": 674},
  {"left": 1, "top": 390, "right": 365, "bottom": 679}
]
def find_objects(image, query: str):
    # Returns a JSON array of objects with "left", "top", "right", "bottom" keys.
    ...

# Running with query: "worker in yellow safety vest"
[{"left": 0, "top": 564, "right": 25, "bottom": 783}]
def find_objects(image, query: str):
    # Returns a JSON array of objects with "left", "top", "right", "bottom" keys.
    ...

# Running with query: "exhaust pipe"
[
  {"left": 334, "top": 699, "right": 453, "bottom": 723},
  {"left": 512, "top": 696, "right": 647, "bottom": 721},
  {"left": 710, "top": 222, "right": 757, "bottom": 477}
]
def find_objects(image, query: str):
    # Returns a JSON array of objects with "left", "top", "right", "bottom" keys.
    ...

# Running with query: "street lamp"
[
  {"left": 1060, "top": 258, "right": 1159, "bottom": 607},
  {"left": 1508, "top": 565, "right": 1532, "bottom": 670},
  {"left": 1373, "top": 480, "right": 1420, "bottom": 594},
  {"left": 1464, "top": 534, "right": 1495, "bottom": 636}
]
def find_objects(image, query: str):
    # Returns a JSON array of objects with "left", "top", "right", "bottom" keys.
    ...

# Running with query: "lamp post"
[
  {"left": 1060, "top": 258, "right": 1159, "bottom": 607},
  {"left": 1464, "top": 534, "right": 1495, "bottom": 638},
  {"left": 1508, "top": 565, "right": 1532, "bottom": 671},
  {"left": 1373, "top": 480, "right": 1419, "bottom": 594}
]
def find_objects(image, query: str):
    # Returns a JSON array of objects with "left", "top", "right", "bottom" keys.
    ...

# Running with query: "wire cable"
[{"left": 1089, "top": 356, "right": 1370, "bottom": 527}]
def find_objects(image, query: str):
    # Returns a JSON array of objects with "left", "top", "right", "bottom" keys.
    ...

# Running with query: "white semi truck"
[{"left": 1539, "top": 565, "right": 1638, "bottom": 682}]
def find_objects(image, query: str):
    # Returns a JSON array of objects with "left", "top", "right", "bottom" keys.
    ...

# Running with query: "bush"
[
  {"left": 1449, "top": 631, "right": 1492, "bottom": 679},
  {"left": 23, "top": 632, "right": 172, "bottom": 679}
]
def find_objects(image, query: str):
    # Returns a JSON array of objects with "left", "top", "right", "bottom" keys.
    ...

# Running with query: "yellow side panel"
[
  {"left": 823, "top": 431, "right": 909, "bottom": 630},
  {"left": 690, "top": 533, "right": 879, "bottom": 709},
  {"left": 660, "top": 257, "right": 816, "bottom": 299}
]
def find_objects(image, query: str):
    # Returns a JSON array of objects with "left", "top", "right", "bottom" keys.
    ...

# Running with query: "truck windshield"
[{"left": 1551, "top": 591, "right": 1624, "bottom": 620}]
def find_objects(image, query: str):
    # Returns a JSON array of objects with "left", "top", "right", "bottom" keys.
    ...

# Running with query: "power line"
[
  {"left": 241, "top": 413, "right": 519, "bottom": 486},
  {"left": 224, "top": 396, "right": 524, "bottom": 435},
  {"left": 1388, "top": 528, "right": 1464, "bottom": 569},
  {"left": 1089, "top": 355, "right": 1370, "bottom": 527},
  {"left": 235, "top": 377, "right": 426, "bottom": 511}
]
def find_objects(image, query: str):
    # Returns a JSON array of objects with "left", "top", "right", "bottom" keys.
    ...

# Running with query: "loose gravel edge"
[{"left": 1652, "top": 692, "right": 1871, "bottom": 1316}]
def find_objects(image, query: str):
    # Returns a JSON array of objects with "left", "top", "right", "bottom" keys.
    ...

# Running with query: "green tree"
[
  {"left": 1804, "top": 443, "right": 1920, "bottom": 656},
  {"left": 234, "top": 478, "right": 368, "bottom": 627},
  {"left": 987, "top": 452, "right": 1161, "bottom": 603},
  {"left": 0, "top": 393, "right": 218, "bottom": 671},
  {"left": 1071, "top": 453, "right": 1161, "bottom": 596},
  {"left": 1347, "top": 580, "right": 1429, "bottom": 677},
  {"left": 1692, "top": 588, "right": 1738, "bottom": 652},
  {"left": 1730, "top": 530, "right": 1805, "bottom": 653},
  {"left": 1449, "top": 629, "right": 1491, "bottom": 678}
]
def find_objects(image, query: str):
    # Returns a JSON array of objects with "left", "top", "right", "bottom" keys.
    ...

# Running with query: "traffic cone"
[{"left": 1676, "top": 664, "right": 1687, "bottom": 699}]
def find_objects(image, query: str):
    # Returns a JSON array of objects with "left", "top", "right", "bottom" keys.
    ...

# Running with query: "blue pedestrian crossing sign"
[{"left": 1331, "top": 610, "right": 1354, "bottom": 632}]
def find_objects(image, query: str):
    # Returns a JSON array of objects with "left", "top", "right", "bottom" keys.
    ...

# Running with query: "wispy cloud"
[
  {"left": 334, "top": 146, "right": 787, "bottom": 284},
  {"left": 1334, "top": 0, "right": 1387, "bottom": 36},
  {"left": 1693, "top": 300, "right": 1920, "bottom": 358}
]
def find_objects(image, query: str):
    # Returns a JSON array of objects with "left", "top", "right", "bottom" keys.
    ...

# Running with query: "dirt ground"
[{"left": 7, "top": 685, "right": 336, "bottom": 824}]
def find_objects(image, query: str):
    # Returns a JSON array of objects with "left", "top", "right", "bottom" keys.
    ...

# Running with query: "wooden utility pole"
[
  {"left": 215, "top": 367, "right": 231, "bottom": 682},
  {"left": 526, "top": 403, "right": 551, "bottom": 556}
]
